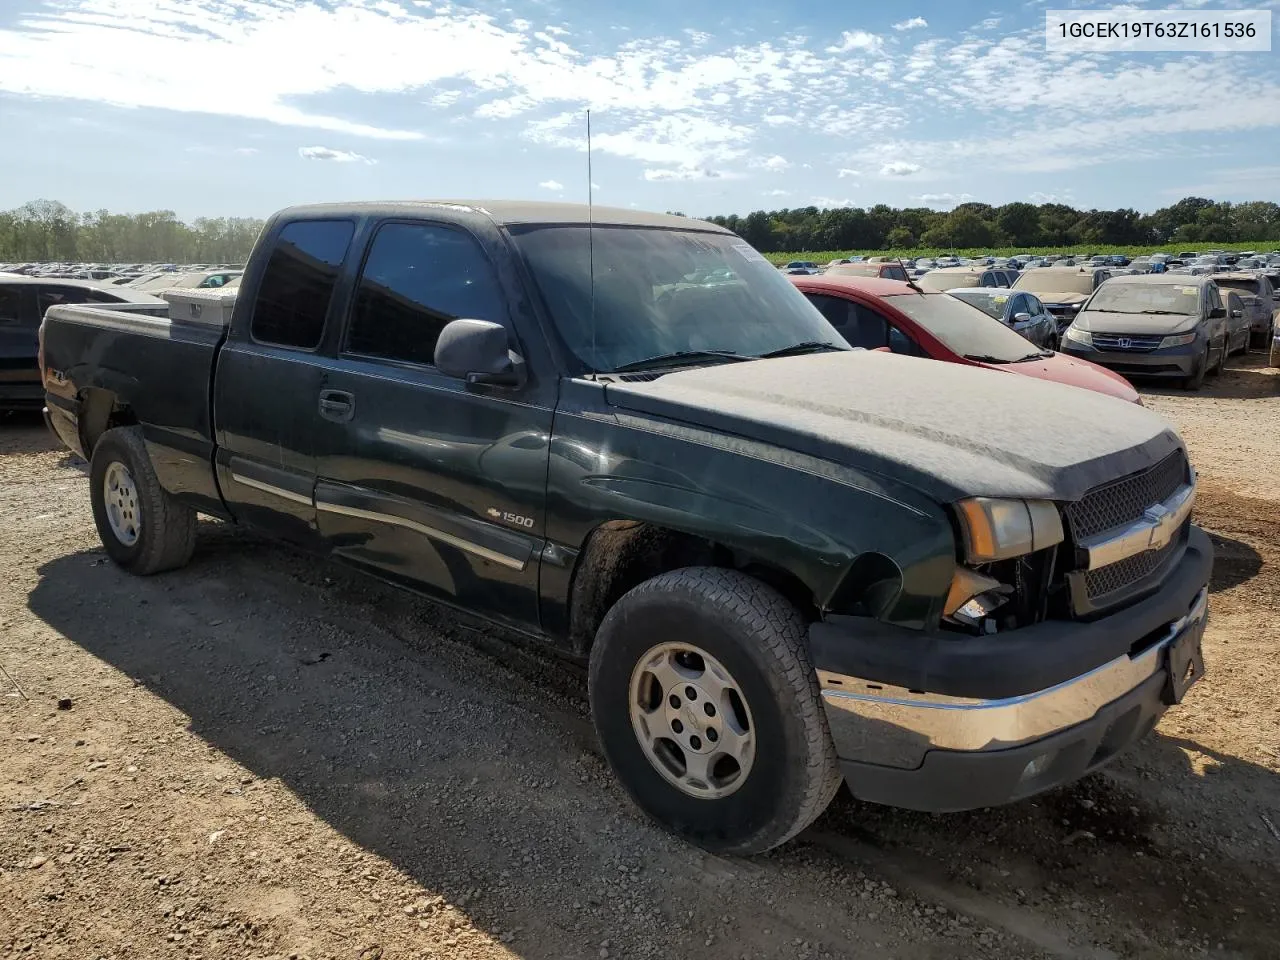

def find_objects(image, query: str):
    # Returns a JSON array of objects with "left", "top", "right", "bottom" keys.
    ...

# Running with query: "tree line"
[
  {"left": 699, "top": 197, "right": 1280, "bottom": 253},
  {"left": 2, "top": 196, "right": 1278, "bottom": 263},
  {"left": 0, "top": 200, "right": 265, "bottom": 264}
]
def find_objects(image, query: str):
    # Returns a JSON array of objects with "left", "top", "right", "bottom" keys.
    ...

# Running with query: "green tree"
[
  {"left": 886, "top": 226, "right": 915, "bottom": 249},
  {"left": 995, "top": 202, "right": 1041, "bottom": 246}
]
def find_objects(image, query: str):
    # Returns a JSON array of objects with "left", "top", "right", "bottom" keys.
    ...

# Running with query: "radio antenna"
[{"left": 587, "top": 108, "right": 597, "bottom": 380}]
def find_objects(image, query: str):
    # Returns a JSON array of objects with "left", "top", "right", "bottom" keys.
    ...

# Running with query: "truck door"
[
  {"left": 213, "top": 218, "right": 357, "bottom": 546},
  {"left": 311, "top": 219, "right": 553, "bottom": 632}
]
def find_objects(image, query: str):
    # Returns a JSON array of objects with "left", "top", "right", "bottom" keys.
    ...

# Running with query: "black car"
[{"left": 0, "top": 278, "right": 164, "bottom": 411}]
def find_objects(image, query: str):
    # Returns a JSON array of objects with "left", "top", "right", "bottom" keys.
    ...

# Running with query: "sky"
[{"left": 0, "top": 0, "right": 1277, "bottom": 220}]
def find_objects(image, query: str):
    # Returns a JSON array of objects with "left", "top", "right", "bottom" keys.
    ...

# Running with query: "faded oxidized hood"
[
  {"left": 604, "top": 351, "right": 1181, "bottom": 503},
  {"left": 1075, "top": 309, "right": 1200, "bottom": 336}
]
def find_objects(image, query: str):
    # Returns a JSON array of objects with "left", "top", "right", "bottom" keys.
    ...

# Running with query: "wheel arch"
[
  {"left": 566, "top": 519, "right": 825, "bottom": 657},
  {"left": 78, "top": 388, "right": 137, "bottom": 456}
]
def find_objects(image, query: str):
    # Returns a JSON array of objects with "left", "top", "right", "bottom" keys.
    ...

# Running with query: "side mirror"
[
  {"left": 434, "top": 318, "right": 526, "bottom": 387},
  {"left": 1012, "top": 312, "right": 1032, "bottom": 324},
  {"left": 1208, "top": 306, "right": 1226, "bottom": 319}
]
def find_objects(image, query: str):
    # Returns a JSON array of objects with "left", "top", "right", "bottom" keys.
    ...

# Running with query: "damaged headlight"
[{"left": 954, "top": 498, "right": 1064, "bottom": 564}]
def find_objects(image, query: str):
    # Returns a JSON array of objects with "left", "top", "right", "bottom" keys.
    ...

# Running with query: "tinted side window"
[
  {"left": 885, "top": 266, "right": 908, "bottom": 282},
  {"left": 804, "top": 294, "right": 888, "bottom": 349},
  {"left": 980, "top": 272, "right": 997, "bottom": 288},
  {"left": 345, "top": 222, "right": 506, "bottom": 366},
  {"left": 0, "top": 286, "right": 31, "bottom": 325},
  {"left": 37, "top": 286, "right": 93, "bottom": 315},
  {"left": 251, "top": 220, "right": 355, "bottom": 349}
]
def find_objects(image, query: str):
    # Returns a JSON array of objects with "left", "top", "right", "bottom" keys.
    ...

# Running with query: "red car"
[{"left": 790, "top": 275, "right": 1141, "bottom": 404}]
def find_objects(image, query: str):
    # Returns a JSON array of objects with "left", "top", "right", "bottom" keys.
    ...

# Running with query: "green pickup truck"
[{"left": 39, "top": 201, "right": 1210, "bottom": 854}]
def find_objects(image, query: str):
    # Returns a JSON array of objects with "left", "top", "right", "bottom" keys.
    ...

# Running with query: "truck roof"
[{"left": 275, "top": 200, "right": 731, "bottom": 233}]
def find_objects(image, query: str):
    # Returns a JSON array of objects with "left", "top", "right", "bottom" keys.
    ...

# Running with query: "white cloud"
[
  {"left": 978, "top": 18, "right": 1001, "bottom": 30},
  {"left": 298, "top": 146, "right": 375, "bottom": 164},
  {"left": 763, "top": 189, "right": 792, "bottom": 197},
  {"left": 880, "top": 161, "right": 921, "bottom": 176},
  {"left": 1030, "top": 191, "right": 1075, "bottom": 204},
  {"left": 912, "top": 193, "right": 973, "bottom": 209},
  {"left": 892, "top": 17, "right": 928, "bottom": 31},
  {"left": 826, "top": 30, "right": 883, "bottom": 54},
  {"left": 762, "top": 114, "right": 798, "bottom": 126},
  {"left": 643, "top": 167, "right": 722, "bottom": 181},
  {"left": 538, "top": 179, "right": 565, "bottom": 191},
  {"left": 811, "top": 196, "right": 854, "bottom": 208},
  {"left": 837, "top": 167, "right": 860, "bottom": 178},
  {"left": 758, "top": 155, "right": 790, "bottom": 172}
]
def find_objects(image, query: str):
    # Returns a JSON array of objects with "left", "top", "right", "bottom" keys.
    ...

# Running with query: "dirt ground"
[{"left": 2, "top": 355, "right": 1277, "bottom": 960}]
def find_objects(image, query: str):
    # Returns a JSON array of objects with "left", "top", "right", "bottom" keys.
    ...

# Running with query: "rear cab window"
[{"left": 250, "top": 219, "right": 356, "bottom": 349}]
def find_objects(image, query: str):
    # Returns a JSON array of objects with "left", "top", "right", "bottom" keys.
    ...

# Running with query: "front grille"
[
  {"left": 1066, "top": 450, "right": 1192, "bottom": 608},
  {"left": 1083, "top": 529, "right": 1182, "bottom": 600},
  {"left": 1092, "top": 333, "right": 1163, "bottom": 351},
  {"left": 1066, "top": 449, "right": 1189, "bottom": 540}
]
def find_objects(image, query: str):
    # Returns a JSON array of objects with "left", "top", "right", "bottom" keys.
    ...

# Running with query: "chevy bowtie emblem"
[{"left": 486, "top": 507, "right": 501, "bottom": 519}]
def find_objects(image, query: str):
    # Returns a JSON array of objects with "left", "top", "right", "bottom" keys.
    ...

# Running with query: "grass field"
[{"left": 762, "top": 240, "right": 1280, "bottom": 266}]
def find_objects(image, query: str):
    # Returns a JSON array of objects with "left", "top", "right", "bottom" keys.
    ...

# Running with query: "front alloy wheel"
[{"left": 628, "top": 642, "right": 755, "bottom": 800}]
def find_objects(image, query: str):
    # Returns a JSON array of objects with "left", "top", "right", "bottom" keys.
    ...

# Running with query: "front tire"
[
  {"left": 89, "top": 427, "right": 197, "bottom": 575},
  {"left": 1182, "top": 345, "right": 1208, "bottom": 391},
  {"left": 1209, "top": 338, "right": 1227, "bottom": 376},
  {"left": 588, "top": 567, "right": 842, "bottom": 855}
]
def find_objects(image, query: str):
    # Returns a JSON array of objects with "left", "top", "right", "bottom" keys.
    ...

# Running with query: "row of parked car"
[{"left": 0, "top": 260, "right": 244, "bottom": 284}]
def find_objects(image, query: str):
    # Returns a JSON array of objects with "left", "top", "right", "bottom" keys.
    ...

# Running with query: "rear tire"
[
  {"left": 588, "top": 567, "right": 842, "bottom": 855},
  {"left": 89, "top": 426, "right": 197, "bottom": 575}
]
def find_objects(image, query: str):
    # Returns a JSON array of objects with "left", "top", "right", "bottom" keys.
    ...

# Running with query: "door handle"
[{"left": 318, "top": 389, "right": 355, "bottom": 422}]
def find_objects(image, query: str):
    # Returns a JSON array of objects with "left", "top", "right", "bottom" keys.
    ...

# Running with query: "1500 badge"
[{"left": 487, "top": 507, "right": 535, "bottom": 528}]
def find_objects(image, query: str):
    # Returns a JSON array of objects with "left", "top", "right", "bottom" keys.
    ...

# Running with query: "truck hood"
[
  {"left": 603, "top": 351, "right": 1180, "bottom": 503},
  {"left": 1076, "top": 310, "right": 1199, "bottom": 335}
]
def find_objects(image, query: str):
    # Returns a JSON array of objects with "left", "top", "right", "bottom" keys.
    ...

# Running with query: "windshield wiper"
[
  {"left": 963, "top": 353, "right": 1012, "bottom": 364},
  {"left": 756, "top": 341, "right": 843, "bottom": 358},
  {"left": 609, "top": 350, "right": 749, "bottom": 373},
  {"left": 1013, "top": 351, "right": 1052, "bottom": 362}
]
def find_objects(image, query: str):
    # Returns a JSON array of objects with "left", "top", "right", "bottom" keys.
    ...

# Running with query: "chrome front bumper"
[{"left": 819, "top": 587, "right": 1208, "bottom": 771}]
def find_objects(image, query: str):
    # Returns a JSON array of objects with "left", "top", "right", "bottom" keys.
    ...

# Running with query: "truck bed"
[{"left": 41, "top": 298, "right": 230, "bottom": 515}]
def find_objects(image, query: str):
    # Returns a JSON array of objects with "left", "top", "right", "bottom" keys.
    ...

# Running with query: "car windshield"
[
  {"left": 947, "top": 289, "right": 1010, "bottom": 320},
  {"left": 886, "top": 292, "right": 1042, "bottom": 363},
  {"left": 1087, "top": 282, "right": 1201, "bottom": 314},
  {"left": 1213, "top": 278, "right": 1258, "bottom": 295},
  {"left": 511, "top": 225, "right": 849, "bottom": 373},
  {"left": 1012, "top": 269, "right": 1094, "bottom": 295}
]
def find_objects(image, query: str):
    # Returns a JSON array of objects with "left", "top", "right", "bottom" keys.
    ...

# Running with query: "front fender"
[{"left": 543, "top": 387, "right": 957, "bottom": 634}]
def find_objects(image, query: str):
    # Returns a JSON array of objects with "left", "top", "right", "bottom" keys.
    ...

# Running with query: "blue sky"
[{"left": 0, "top": 0, "right": 1277, "bottom": 220}]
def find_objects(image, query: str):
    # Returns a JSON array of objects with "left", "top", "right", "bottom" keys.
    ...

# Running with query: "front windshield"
[
  {"left": 887, "top": 293, "right": 1043, "bottom": 362},
  {"left": 511, "top": 225, "right": 848, "bottom": 373},
  {"left": 948, "top": 289, "right": 1007, "bottom": 320},
  {"left": 1012, "top": 269, "right": 1094, "bottom": 295},
  {"left": 1087, "top": 281, "right": 1200, "bottom": 314}
]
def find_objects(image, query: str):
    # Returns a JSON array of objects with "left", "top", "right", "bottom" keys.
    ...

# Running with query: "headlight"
[
  {"left": 1065, "top": 326, "right": 1092, "bottom": 345},
  {"left": 955, "top": 498, "right": 1064, "bottom": 563},
  {"left": 1159, "top": 332, "right": 1197, "bottom": 348}
]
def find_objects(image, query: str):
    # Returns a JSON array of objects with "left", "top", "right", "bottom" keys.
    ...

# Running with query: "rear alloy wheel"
[
  {"left": 589, "top": 567, "right": 842, "bottom": 855},
  {"left": 89, "top": 426, "right": 197, "bottom": 574}
]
